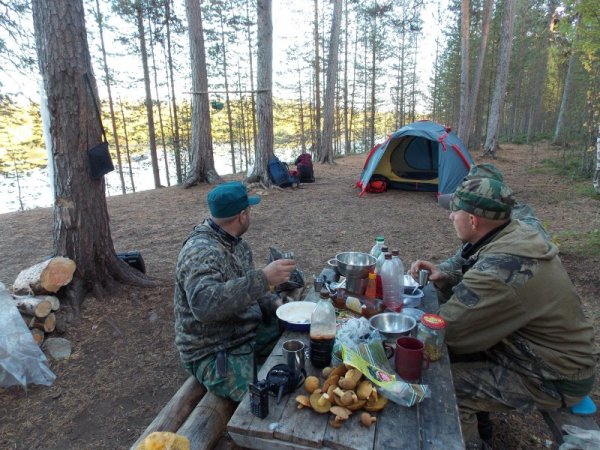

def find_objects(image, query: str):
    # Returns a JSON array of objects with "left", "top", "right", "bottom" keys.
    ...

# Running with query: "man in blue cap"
[{"left": 174, "top": 181, "right": 296, "bottom": 402}]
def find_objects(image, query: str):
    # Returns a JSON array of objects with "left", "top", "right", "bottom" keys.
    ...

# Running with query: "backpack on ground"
[
  {"left": 366, "top": 179, "right": 387, "bottom": 193},
  {"left": 268, "top": 156, "right": 297, "bottom": 188},
  {"left": 295, "top": 153, "right": 315, "bottom": 183}
]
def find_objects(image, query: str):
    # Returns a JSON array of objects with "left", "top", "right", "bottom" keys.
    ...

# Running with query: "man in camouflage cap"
[
  {"left": 411, "top": 170, "right": 597, "bottom": 448},
  {"left": 174, "top": 181, "right": 296, "bottom": 402}
]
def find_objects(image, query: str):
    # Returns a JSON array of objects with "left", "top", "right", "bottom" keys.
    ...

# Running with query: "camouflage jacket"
[
  {"left": 437, "top": 220, "right": 598, "bottom": 382},
  {"left": 174, "top": 219, "right": 278, "bottom": 363}
]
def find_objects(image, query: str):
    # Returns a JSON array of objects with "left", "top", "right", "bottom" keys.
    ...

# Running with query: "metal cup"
[
  {"left": 313, "top": 276, "right": 324, "bottom": 292},
  {"left": 282, "top": 339, "right": 305, "bottom": 373},
  {"left": 418, "top": 269, "right": 430, "bottom": 287}
]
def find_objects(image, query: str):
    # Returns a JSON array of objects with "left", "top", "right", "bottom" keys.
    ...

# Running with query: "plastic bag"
[
  {"left": 336, "top": 317, "right": 430, "bottom": 407},
  {"left": 0, "top": 287, "right": 56, "bottom": 388},
  {"left": 559, "top": 425, "right": 600, "bottom": 450}
]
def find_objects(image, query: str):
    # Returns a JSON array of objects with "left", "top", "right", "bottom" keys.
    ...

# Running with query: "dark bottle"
[{"left": 309, "top": 290, "right": 336, "bottom": 368}]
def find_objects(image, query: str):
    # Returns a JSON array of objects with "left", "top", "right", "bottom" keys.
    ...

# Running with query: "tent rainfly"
[{"left": 357, "top": 121, "right": 474, "bottom": 196}]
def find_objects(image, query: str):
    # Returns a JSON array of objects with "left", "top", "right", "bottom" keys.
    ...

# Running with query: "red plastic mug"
[{"left": 395, "top": 337, "right": 430, "bottom": 382}]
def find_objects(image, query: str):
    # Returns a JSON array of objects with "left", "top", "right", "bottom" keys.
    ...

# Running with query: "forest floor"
[{"left": 0, "top": 142, "right": 598, "bottom": 449}]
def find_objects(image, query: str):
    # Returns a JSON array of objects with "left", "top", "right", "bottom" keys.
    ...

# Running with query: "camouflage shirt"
[
  {"left": 437, "top": 220, "right": 598, "bottom": 382},
  {"left": 174, "top": 219, "right": 278, "bottom": 363}
]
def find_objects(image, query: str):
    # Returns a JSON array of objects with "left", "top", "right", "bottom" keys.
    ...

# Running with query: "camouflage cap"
[
  {"left": 465, "top": 163, "right": 504, "bottom": 182},
  {"left": 438, "top": 177, "right": 515, "bottom": 220}
]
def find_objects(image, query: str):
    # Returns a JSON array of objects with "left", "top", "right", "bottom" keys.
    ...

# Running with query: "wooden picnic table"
[{"left": 227, "top": 284, "right": 464, "bottom": 450}]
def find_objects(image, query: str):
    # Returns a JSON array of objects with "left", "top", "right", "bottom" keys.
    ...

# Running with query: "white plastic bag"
[{"left": 0, "top": 287, "right": 56, "bottom": 388}]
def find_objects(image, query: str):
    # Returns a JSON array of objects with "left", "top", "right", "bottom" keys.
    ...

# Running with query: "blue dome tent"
[{"left": 357, "top": 121, "right": 474, "bottom": 196}]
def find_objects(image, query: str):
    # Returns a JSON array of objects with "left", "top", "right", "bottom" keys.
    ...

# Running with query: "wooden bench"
[
  {"left": 130, "top": 376, "right": 237, "bottom": 450},
  {"left": 541, "top": 400, "right": 599, "bottom": 445}
]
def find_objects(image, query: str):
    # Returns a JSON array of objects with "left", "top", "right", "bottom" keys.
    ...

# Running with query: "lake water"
[{"left": 0, "top": 146, "right": 304, "bottom": 214}]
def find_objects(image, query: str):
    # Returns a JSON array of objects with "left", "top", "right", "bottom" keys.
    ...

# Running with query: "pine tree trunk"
[
  {"left": 593, "top": 124, "right": 600, "bottom": 194},
  {"left": 119, "top": 99, "right": 136, "bottom": 192},
  {"left": 313, "top": 0, "right": 322, "bottom": 155},
  {"left": 320, "top": 0, "right": 342, "bottom": 164},
  {"left": 343, "top": 0, "right": 350, "bottom": 155},
  {"left": 482, "top": 0, "right": 517, "bottom": 158},
  {"left": 31, "top": 0, "right": 156, "bottom": 322},
  {"left": 247, "top": 0, "right": 274, "bottom": 185},
  {"left": 553, "top": 37, "right": 577, "bottom": 145},
  {"left": 165, "top": 0, "right": 183, "bottom": 184},
  {"left": 135, "top": 0, "right": 162, "bottom": 188},
  {"left": 465, "top": 0, "right": 492, "bottom": 149},
  {"left": 457, "top": 0, "right": 470, "bottom": 143},
  {"left": 245, "top": 0, "right": 258, "bottom": 155},
  {"left": 298, "top": 63, "right": 307, "bottom": 153},
  {"left": 94, "top": 0, "right": 126, "bottom": 195},
  {"left": 147, "top": 13, "right": 171, "bottom": 187},
  {"left": 184, "top": 0, "right": 221, "bottom": 186},
  {"left": 219, "top": 10, "right": 237, "bottom": 174}
]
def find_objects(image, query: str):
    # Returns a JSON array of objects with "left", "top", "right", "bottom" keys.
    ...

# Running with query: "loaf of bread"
[{"left": 136, "top": 432, "right": 190, "bottom": 450}]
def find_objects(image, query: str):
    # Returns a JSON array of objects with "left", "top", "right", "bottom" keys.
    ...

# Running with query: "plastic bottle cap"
[
  {"left": 381, "top": 246, "right": 389, "bottom": 252},
  {"left": 376, "top": 236, "right": 384, "bottom": 242},
  {"left": 368, "top": 272, "right": 376, "bottom": 279},
  {"left": 384, "top": 253, "right": 392, "bottom": 259},
  {"left": 421, "top": 313, "right": 446, "bottom": 329}
]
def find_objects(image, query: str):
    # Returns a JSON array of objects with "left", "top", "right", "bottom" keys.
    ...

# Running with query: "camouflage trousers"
[
  {"left": 452, "top": 360, "right": 582, "bottom": 442},
  {"left": 184, "top": 320, "right": 282, "bottom": 402}
]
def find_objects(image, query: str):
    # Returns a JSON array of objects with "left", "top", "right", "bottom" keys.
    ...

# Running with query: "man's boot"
[{"left": 477, "top": 411, "right": 494, "bottom": 444}]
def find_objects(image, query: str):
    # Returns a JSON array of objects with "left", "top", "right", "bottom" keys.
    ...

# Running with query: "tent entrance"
[{"left": 390, "top": 136, "right": 439, "bottom": 180}]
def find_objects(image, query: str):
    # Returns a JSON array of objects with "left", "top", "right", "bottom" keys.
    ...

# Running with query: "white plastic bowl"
[{"left": 402, "top": 287, "right": 423, "bottom": 308}]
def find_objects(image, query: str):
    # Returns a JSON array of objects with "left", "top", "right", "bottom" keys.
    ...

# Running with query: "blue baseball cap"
[{"left": 207, "top": 181, "right": 260, "bottom": 218}]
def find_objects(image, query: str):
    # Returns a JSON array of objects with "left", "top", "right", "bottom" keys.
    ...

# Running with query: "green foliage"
[
  {"left": 555, "top": 228, "right": 600, "bottom": 257},
  {"left": 538, "top": 145, "right": 595, "bottom": 180}
]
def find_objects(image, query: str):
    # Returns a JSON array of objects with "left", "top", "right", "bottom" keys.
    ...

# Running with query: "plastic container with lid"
[
  {"left": 369, "top": 236, "right": 385, "bottom": 259},
  {"left": 416, "top": 313, "right": 446, "bottom": 361}
]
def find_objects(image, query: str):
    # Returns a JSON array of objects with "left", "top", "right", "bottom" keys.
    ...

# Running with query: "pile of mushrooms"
[{"left": 295, "top": 364, "right": 387, "bottom": 428}]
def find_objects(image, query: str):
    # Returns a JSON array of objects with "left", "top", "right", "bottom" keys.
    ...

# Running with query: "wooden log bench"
[
  {"left": 130, "top": 376, "right": 238, "bottom": 450},
  {"left": 540, "top": 397, "right": 599, "bottom": 445}
]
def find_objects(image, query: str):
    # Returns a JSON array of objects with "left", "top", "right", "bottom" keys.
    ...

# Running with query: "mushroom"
[
  {"left": 295, "top": 395, "right": 311, "bottom": 409},
  {"left": 333, "top": 387, "right": 357, "bottom": 406},
  {"left": 304, "top": 375, "right": 320, "bottom": 394},
  {"left": 364, "top": 394, "right": 388, "bottom": 412},
  {"left": 338, "top": 368, "right": 362, "bottom": 390},
  {"left": 321, "top": 366, "right": 333, "bottom": 379},
  {"left": 329, "top": 406, "right": 351, "bottom": 422},
  {"left": 309, "top": 391, "right": 331, "bottom": 413},
  {"left": 360, "top": 412, "right": 377, "bottom": 427},
  {"left": 329, "top": 418, "right": 343, "bottom": 429},
  {"left": 322, "top": 374, "right": 340, "bottom": 393},
  {"left": 357, "top": 380, "right": 374, "bottom": 400}
]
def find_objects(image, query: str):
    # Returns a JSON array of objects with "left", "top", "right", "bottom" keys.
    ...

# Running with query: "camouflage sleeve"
[
  {"left": 439, "top": 253, "right": 533, "bottom": 354},
  {"left": 435, "top": 246, "right": 465, "bottom": 300},
  {"left": 178, "top": 241, "right": 271, "bottom": 323}
]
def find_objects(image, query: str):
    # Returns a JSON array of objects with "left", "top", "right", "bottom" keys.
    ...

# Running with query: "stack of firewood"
[
  {"left": 12, "top": 294, "right": 60, "bottom": 345},
  {"left": 10, "top": 256, "right": 76, "bottom": 345}
]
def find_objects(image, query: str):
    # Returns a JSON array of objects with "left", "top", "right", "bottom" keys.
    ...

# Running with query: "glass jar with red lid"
[{"left": 416, "top": 313, "right": 446, "bottom": 361}]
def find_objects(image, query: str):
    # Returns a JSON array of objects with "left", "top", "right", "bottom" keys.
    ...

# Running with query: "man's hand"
[
  {"left": 409, "top": 260, "right": 446, "bottom": 283},
  {"left": 262, "top": 259, "right": 296, "bottom": 287}
]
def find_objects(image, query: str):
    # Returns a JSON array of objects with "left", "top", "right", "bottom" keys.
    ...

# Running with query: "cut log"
[
  {"left": 31, "top": 328, "right": 45, "bottom": 346},
  {"left": 176, "top": 391, "right": 237, "bottom": 450},
  {"left": 13, "top": 257, "right": 76, "bottom": 295},
  {"left": 29, "top": 313, "right": 56, "bottom": 333},
  {"left": 129, "top": 376, "right": 207, "bottom": 450},
  {"left": 12, "top": 296, "right": 52, "bottom": 318},
  {"left": 13, "top": 294, "right": 60, "bottom": 312}
]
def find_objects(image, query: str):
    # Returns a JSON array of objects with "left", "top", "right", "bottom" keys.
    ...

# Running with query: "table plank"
[{"left": 419, "top": 346, "right": 463, "bottom": 449}]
